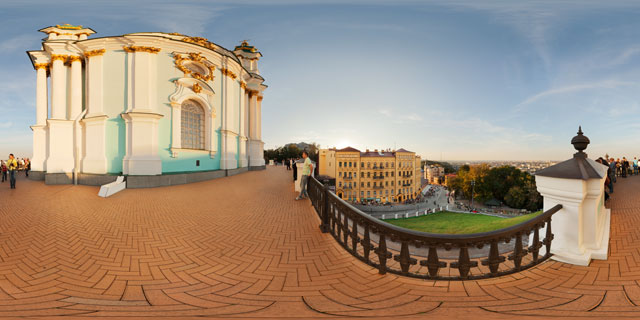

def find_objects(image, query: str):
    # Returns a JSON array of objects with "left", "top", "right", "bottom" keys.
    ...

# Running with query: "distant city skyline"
[{"left": 2, "top": 1, "right": 640, "bottom": 161}]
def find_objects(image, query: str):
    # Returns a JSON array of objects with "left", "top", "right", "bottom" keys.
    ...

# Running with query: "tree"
[{"left": 504, "top": 186, "right": 526, "bottom": 209}]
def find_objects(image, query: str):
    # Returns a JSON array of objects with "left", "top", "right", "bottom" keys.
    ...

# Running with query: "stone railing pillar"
[{"left": 534, "top": 127, "right": 610, "bottom": 266}]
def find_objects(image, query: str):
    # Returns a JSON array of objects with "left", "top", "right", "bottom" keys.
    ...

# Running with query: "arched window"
[{"left": 181, "top": 100, "right": 205, "bottom": 149}]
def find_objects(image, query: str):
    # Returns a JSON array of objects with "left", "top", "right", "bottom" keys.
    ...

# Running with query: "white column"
[
  {"left": 50, "top": 55, "right": 66, "bottom": 119},
  {"left": 31, "top": 63, "right": 49, "bottom": 173},
  {"left": 239, "top": 87, "right": 248, "bottom": 167},
  {"left": 257, "top": 95, "right": 263, "bottom": 140},
  {"left": 35, "top": 64, "right": 48, "bottom": 125},
  {"left": 82, "top": 51, "right": 108, "bottom": 174},
  {"left": 220, "top": 70, "right": 238, "bottom": 170},
  {"left": 248, "top": 91, "right": 264, "bottom": 167},
  {"left": 69, "top": 56, "right": 83, "bottom": 119},
  {"left": 248, "top": 92, "right": 257, "bottom": 139}
]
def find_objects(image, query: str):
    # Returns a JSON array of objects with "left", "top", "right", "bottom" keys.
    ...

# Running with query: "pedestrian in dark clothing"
[
  {"left": 25, "top": 158, "right": 30, "bottom": 177},
  {"left": 1, "top": 161, "right": 6, "bottom": 182},
  {"left": 292, "top": 158, "right": 298, "bottom": 182},
  {"left": 7, "top": 154, "right": 18, "bottom": 189}
]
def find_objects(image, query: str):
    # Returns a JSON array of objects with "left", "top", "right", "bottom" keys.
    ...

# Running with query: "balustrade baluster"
[
  {"left": 420, "top": 246, "right": 446, "bottom": 278},
  {"left": 543, "top": 217, "right": 554, "bottom": 257},
  {"left": 531, "top": 226, "right": 541, "bottom": 263},
  {"left": 343, "top": 211, "right": 349, "bottom": 245},
  {"left": 331, "top": 204, "right": 337, "bottom": 235},
  {"left": 398, "top": 241, "right": 411, "bottom": 274},
  {"left": 376, "top": 234, "right": 390, "bottom": 274},
  {"left": 452, "top": 246, "right": 476, "bottom": 279},
  {"left": 481, "top": 241, "right": 505, "bottom": 275},
  {"left": 320, "top": 182, "right": 330, "bottom": 232},
  {"left": 509, "top": 233, "right": 525, "bottom": 271},
  {"left": 336, "top": 208, "right": 342, "bottom": 241},
  {"left": 362, "top": 225, "right": 371, "bottom": 261},
  {"left": 351, "top": 220, "right": 358, "bottom": 253}
]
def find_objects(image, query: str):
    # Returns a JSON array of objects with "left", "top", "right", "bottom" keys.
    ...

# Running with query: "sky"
[{"left": 1, "top": 0, "right": 640, "bottom": 161}]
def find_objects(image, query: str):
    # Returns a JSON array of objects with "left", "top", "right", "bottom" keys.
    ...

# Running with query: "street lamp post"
[{"left": 470, "top": 179, "right": 475, "bottom": 210}]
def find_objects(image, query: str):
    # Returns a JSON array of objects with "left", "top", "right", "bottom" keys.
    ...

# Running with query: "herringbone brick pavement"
[{"left": 0, "top": 167, "right": 639, "bottom": 319}]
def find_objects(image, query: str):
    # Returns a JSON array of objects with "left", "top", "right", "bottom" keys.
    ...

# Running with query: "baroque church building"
[{"left": 27, "top": 25, "right": 266, "bottom": 186}]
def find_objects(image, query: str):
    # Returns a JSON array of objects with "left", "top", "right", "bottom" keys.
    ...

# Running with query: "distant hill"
[{"left": 285, "top": 142, "right": 312, "bottom": 151}]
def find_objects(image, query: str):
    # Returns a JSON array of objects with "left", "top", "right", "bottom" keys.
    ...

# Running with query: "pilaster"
[
  {"left": 81, "top": 50, "right": 108, "bottom": 174},
  {"left": 122, "top": 46, "right": 163, "bottom": 175}
]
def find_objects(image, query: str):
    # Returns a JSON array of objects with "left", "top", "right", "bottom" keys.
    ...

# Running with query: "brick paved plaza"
[{"left": 0, "top": 166, "right": 639, "bottom": 319}]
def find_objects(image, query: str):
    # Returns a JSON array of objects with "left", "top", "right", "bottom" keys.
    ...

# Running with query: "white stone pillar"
[
  {"left": 121, "top": 46, "right": 163, "bottom": 175},
  {"left": 248, "top": 92, "right": 257, "bottom": 139},
  {"left": 533, "top": 130, "right": 610, "bottom": 266},
  {"left": 81, "top": 49, "right": 108, "bottom": 174},
  {"left": 239, "top": 85, "right": 248, "bottom": 167},
  {"left": 31, "top": 63, "right": 49, "bottom": 173},
  {"left": 248, "top": 91, "right": 264, "bottom": 167},
  {"left": 220, "top": 70, "right": 238, "bottom": 170},
  {"left": 50, "top": 55, "right": 67, "bottom": 119},
  {"left": 257, "top": 95, "right": 263, "bottom": 140},
  {"left": 35, "top": 64, "right": 48, "bottom": 125},
  {"left": 69, "top": 56, "right": 83, "bottom": 119}
]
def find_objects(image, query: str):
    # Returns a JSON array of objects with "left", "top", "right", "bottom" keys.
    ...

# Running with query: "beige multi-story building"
[
  {"left": 424, "top": 165, "right": 445, "bottom": 184},
  {"left": 319, "top": 147, "right": 421, "bottom": 203}
]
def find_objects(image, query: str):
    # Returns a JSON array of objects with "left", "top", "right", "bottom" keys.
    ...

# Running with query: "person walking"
[
  {"left": 7, "top": 154, "right": 18, "bottom": 189},
  {"left": 634, "top": 157, "right": 638, "bottom": 176},
  {"left": 296, "top": 151, "right": 313, "bottom": 200},
  {"left": 24, "top": 158, "right": 30, "bottom": 177},
  {"left": 609, "top": 158, "right": 616, "bottom": 193},
  {"left": 1, "top": 161, "right": 6, "bottom": 182}
]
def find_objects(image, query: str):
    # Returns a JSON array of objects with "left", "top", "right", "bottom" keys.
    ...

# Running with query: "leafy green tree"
[{"left": 504, "top": 186, "right": 527, "bottom": 208}]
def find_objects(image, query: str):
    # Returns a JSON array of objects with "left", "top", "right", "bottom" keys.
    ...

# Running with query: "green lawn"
[{"left": 383, "top": 211, "right": 543, "bottom": 234}]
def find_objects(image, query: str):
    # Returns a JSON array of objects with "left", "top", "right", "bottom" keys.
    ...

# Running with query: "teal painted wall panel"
[{"left": 105, "top": 117, "right": 125, "bottom": 174}]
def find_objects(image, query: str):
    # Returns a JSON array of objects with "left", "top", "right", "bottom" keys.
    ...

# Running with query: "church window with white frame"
[{"left": 181, "top": 100, "right": 205, "bottom": 149}]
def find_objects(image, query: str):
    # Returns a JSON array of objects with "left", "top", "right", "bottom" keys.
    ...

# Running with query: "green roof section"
[{"left": 234, "top": 40, "right": 257, "bottom": 53}]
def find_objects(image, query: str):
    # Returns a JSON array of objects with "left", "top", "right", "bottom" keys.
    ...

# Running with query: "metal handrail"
[{"left": 308, "top": 176, "right": 561, "bottom": 280}]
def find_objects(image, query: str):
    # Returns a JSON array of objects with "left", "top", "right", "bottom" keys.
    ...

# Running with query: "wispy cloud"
[
  {"left": 378, "top": 109, "right": 422, "bottom": 123},
  {"left": 514, "top": 80, "right": 640, "bottom": 111},
  {"left": 0, "top": 34, "right": 37, "bottom": 53},
  {"left": 0, "top": 122, "right": 12, "bottom": 128}
]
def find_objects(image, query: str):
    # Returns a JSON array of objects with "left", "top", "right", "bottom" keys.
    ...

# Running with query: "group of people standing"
[
  {"left": 1, "top": 154, "right": 27, "bottom": 189},
  {"left": 596, "top": 156, "right": 639, "bottom": 200}
]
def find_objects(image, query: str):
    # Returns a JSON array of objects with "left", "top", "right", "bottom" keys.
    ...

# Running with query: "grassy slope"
[{"left": 383, "top": 211, "right": 543, "bottom": 234}]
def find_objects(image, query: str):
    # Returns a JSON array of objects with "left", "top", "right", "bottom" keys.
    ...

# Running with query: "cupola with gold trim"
[
  {"left": 233, "top": 40, "right": 262, "bottom": 74},
  {"left": 39, "top": 24, "right": 96, "bottom": 41}
]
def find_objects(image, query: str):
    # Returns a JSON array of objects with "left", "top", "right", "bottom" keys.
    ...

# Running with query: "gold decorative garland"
[
  {"left": 50, "top": 54, "right": 69, "bottom": 62},
  {"left": 84, "top": 49, "right": 106, "bottom": 57},
  {"left": 257, "top": 96, "right": 263, "bottom": 102},
  {"left": 34, "top": 63, "right": 49, "bottom": 71},
  {"left": 220, "top": 68, "right": 237, "bottom": 80},
  {"left": 182, "top": 36, "right": 217, "bottom": 51},
  {"left": 173, "top": 52, "right": 215, "bottom": 82},
  {"left": 240, "top": 81, "right": 247, "bottom": 89},
  {"left": 123, "top": 46, "right": 161, "bottom": 54},
  {"left": 67, "top": 55, "right": 82, "bottom": 63}
]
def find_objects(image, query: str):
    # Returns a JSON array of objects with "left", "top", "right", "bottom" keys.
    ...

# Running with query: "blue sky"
[{"left": 1, "top": 1, "right": 640, "bottom": 161}]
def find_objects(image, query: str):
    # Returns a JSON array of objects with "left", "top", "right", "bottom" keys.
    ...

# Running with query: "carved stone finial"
[{"left": 571, "top": 126, "right": 590, "bottom": 157}]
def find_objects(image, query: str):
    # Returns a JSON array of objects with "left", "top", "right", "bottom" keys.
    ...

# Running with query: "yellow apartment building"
[{"left": 319, "top": 147, "right": 422, "bottom": 203}]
